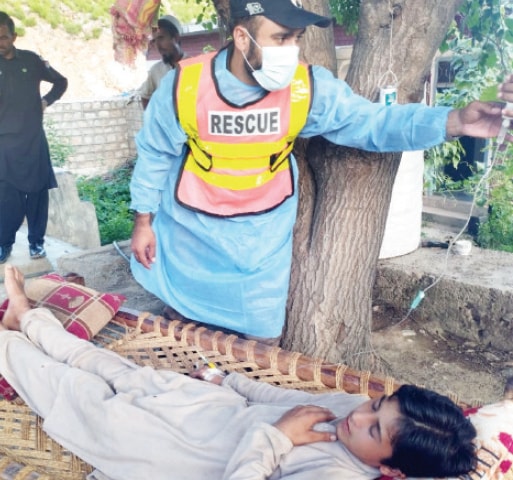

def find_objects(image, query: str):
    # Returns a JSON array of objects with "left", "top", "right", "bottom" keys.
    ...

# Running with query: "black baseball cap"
[{"left": 230, "top": 0, "right": 331, "bottom": 29}]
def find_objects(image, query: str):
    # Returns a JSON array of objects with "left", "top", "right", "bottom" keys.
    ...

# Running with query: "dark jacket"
[{"left": 0, "top": 48, "right": 67, "bottom": 191}]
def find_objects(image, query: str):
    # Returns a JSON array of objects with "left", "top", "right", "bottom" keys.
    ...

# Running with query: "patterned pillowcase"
[
  {"left": 457, "top": 400, "right": 513, "bottom": 480},
  {"left": 0, "top": 273, "right": 126, "bottom": 401}
]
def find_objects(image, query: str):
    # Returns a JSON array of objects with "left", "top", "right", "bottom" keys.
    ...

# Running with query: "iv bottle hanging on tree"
[{"left": 380, "top": 85, "right": 397, "bottom": 105}]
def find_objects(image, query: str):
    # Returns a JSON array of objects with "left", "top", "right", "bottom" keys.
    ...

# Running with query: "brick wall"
[{"left": 44, "top": 97, "right": 143, "bottom": 177}]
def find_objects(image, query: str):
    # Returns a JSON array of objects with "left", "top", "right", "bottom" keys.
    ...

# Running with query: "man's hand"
[
  {"left": 130, "top": 213, "right": 156, "bottom": 269},
  {"left": 273, "top": 405, "right": 337, "bottom": 446},
  {"left": 446, "top": 74, "right": 513, "bottom": 141},
  {"left": 447, "top": 101, "right": 504, "bottom": 139}
]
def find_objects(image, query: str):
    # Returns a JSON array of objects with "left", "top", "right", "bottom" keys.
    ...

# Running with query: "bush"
[
  {"left": 76, "top": 163, "right": 134, "bottom": 245},
  {"left": 477, "top": 159, "right": 513, "bottom": 253},
  {"left": 46, "top": 120, "right": 72, "bottom": 168}
]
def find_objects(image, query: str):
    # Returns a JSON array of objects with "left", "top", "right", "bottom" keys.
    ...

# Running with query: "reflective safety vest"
[{"left": 174, "top": 50, "right": 312, "bottom": 217}]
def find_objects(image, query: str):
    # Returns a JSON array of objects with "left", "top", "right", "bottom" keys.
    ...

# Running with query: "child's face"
[{"left": 336, "top": 395, "right": 401, "bottom": 468}]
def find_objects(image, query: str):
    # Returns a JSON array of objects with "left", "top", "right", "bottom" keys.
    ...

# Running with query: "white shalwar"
[{"left": 0, "top": 308, "right": 381, "bottom": 480}]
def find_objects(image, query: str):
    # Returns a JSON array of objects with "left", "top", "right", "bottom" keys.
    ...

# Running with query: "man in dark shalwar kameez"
[{"left": 0, "top": 11, "right": 68, "bottom": 263}]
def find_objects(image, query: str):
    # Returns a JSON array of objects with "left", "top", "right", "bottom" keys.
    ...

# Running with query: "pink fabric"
[
  {"left": 176, "top": 168, "right": 294, "bottom": 216},
  {"left": 110, "top": 0, "right": 160, "bottom": 66}
]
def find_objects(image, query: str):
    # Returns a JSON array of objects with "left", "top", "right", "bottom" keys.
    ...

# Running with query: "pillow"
[
  {"left": 0, "top": 273, "right": 126, "bottom": 401},
  {"left": 458, "top": 400, "right": 513, "bottom": 480}
]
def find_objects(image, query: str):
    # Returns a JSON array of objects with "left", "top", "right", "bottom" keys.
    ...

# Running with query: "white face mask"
[{"left": 241, "top": 30, "right": 300, "bottom": 91}]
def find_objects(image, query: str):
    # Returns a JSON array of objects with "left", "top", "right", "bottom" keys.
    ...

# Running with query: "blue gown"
[{"left": 130, "top": 48, "right": 451, "bottom": 337}]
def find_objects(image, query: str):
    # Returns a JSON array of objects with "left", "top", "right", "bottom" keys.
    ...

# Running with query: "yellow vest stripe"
[
  {"left": 187, "top": 139, "right": 295, "bottom": 172},
  {"left": 176, "top": 62, "right": 203, "bottom": 136},
  {"left": 183, "top": 153, "right": 291, "bottom": 190}
]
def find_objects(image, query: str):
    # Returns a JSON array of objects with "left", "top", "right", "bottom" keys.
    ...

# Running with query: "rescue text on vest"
[{"left": 208, "top": 108, "right": 280, "bottom": 136}]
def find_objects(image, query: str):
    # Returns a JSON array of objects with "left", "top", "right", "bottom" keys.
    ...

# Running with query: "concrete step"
[
  {"left": 422, "top": 195, "right": 487, "bottom": 234},
  {"left": 0, "top": 225, "right": 82, "bottom": 286}
]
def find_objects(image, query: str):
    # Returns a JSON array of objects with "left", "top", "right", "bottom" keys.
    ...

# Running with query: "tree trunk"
[
  {"left": 300, "top": 0, "right": 337, "bottom": 73},
  {"left": 209, "top": 0, "right": 463, "bottom": 368},
  {"left": 284, "top": 0, "right": 463, "bottom": 369}
]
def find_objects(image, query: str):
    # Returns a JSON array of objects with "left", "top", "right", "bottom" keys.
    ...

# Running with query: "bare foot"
[{"left": 2, "top": 264, "right": 30, "bottom": 331}]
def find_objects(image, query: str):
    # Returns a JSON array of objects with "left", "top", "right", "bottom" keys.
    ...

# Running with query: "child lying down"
[{"left": 0, "top": 264, "right": 477, "bottom": 480}]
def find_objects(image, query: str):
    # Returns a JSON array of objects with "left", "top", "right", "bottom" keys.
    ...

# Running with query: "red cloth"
[{"left": 110, "top": 0, "right": 160, "bottom": 66}]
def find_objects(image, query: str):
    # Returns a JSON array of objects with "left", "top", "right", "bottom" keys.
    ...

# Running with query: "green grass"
[
  {"left": 76, "top": 163, "right": 134, "bottom": 246},
  {"left": 5, "top": 0, "right": 215, "bottom": 38}
]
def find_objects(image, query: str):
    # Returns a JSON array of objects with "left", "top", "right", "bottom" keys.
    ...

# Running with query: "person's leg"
[
  {"left": 0, "top": 266, "right": 114, "bottom": 417},
  {"left": 0, "top": 266, "right": 209, "bottom": 480},
  {"left": 0, "top": 326, "right": 88, "bottom": 417},
  {"left": 0, "top": 181, "right": 25, "bottom": 248},
  {"left": 25, "top": 188, "right": 48, "bottom": 255},
  {"left": 2, "top": 265, "right": 155, "bottom": 392}
]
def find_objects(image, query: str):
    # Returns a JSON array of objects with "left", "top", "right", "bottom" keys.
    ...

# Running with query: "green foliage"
[
  {"left": 45, "top": 120, "right": 73, "bottom": 168},
  {"left": 160, "top": 0, "right": 217, "bottom": 28},
  {"left": 328, "top": 0, "right": 360, "bottom": 35},
  {"left": 424, "top": 141, "right": 466, "bottom": 194},
  {"left": 64, "top": 22, "right": 82, "bottom": 36},
  {"left": 76, "top": 163, "right": 134, "bottom": 245},
  {"left": 4, "top": 0, "right": 112, "bottom": 39},
  {"left": 6, "top": 0, "right": 216, "bottom": 38},
  {"left": 87, "top": 27, "right": 103, "bottom": 40},
  {"left": 425, "top": 0, "right": 513, "bottom": 252},
  {"left": 24, "top": 16, "right": 37, "bottom": 27},
  {"left": 477, "top": 158, "right": 513, "bottom": 252}
]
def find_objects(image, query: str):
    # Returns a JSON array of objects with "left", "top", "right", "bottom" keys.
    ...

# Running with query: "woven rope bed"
[{"left": 0, "top": 307, "right": 473, "bottom": 480}]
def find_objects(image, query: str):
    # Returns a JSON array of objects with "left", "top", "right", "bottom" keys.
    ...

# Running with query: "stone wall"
[
  {"left": 44, "top": 97, "right": 143, "bottom": 177},
  {"left": 47, "top": 169, "right": 101, "bottom": 249}
]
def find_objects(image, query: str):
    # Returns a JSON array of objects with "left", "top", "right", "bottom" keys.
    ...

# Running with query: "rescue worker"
[{"left": 129, "top": 0, "right": 513, "bottom": 344}]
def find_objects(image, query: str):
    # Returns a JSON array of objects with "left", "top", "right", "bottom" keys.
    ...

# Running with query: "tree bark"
[
  {"left": 300, "top": 0, "right": 337, "bottom": 73},
  {"left": 284, "top": 0, "right": 463, "bottom": 369}
]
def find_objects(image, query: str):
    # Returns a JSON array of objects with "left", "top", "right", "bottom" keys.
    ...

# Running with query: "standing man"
[
  {"left": 138, "top": 15, "right": 184, "bottom": 109},
  {"left": 0, "top": 11, "right": 68, "bottom": 264},
  {"left": 130, "top": 0, "right": 513, "bottom": 344}
]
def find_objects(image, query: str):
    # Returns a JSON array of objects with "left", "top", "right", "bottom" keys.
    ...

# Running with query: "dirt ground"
[
  {"left": 371, "top": 307, "right": 510, "bottom": 406},
  {"left": 370, "top": 225, "right": 513, "bottom": 406},
  {"left": 11, "top": 23, "right": 512, "bottom": 408}
]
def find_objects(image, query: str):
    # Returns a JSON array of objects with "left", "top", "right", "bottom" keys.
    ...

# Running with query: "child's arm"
[{"left": 222, "top": 406, "right": 337, "bottom": 480}]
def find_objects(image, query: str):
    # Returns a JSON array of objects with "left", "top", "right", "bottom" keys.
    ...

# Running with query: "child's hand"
[
  {"left": 273, "top": 405, "right": 337, "bottom": 445},
  {"left": 190, "top": 364, "right": 226, "bottom": 385}
]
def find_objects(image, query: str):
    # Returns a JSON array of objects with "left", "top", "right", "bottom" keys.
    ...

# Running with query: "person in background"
[
  {"left": 0, "top": 263, "right": 477, "bottom": 480},
  {"left": 138, "top": 15, "right": 184, "bottom": 109},
  {"left": 0, "top": 11, "right": 67, "bottom": 264},
  {"left": 129, "top": 0, "right": 513, "bottom": 345}
]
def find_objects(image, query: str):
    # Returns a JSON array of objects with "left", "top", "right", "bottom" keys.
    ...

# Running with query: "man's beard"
[
  {"left": 163, "top": 45, "right": 183, "bottom": 66},
  {"left": 243, "top": 40, "right": 261, "bottom": 78}
]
